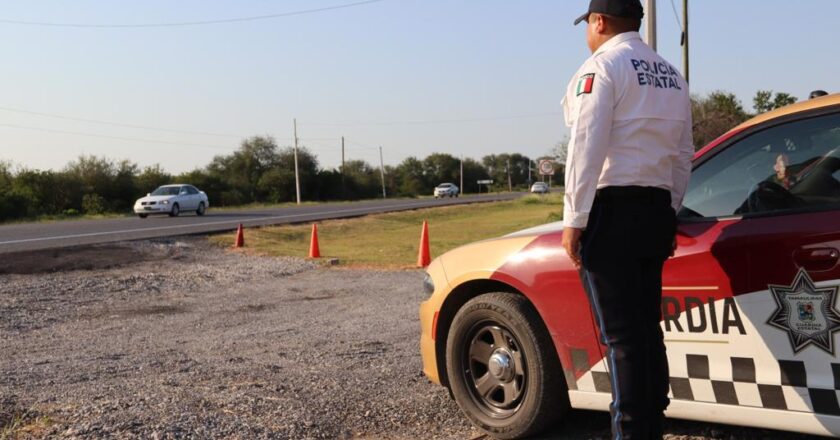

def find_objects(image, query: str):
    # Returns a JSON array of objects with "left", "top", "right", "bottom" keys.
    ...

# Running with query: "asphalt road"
[{"left": 0, "top": 193, "right": 523, "bottom": 254}]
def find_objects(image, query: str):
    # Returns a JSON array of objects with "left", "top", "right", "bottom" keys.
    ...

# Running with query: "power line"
[
  {"left": 0, "top": 0, "right": 386, "bottom": 29},
  {"left": 0, "top": 123, "right": 233, "bottom": 150},
  {"left": 0, "top": 106, "right": 344, "bottom": 142},
  {"left": 300, "top": 112, "right": 563, "bottom": 127},
  {"left": 343, "top": 139, "right": 380, "bottom": 150},
  {"left": 669, "top": 0, "right": 683, "bottom": 32},
  {"left": 0, "top": 106, "right": 243, "bottom": 138}
]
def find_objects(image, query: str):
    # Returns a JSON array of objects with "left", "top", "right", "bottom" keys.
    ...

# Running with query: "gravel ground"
[{"left": 0, "top": 239, "right": 823, "bottom": 439}]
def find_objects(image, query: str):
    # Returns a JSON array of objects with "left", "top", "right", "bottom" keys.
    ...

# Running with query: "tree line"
[
  {"left": 0, "top": 88, "right": 801, "bottom": 222},
  {"left": 0, "top": 139, "right": 544, "bottom": 222}
]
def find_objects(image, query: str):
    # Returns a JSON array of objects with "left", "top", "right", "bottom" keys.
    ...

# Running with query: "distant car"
[
  {"left": 434, "top": 183, "right": 460, "bottom": 198},
  {"left": 134, "top": 184, "right": 209, "bottom": 218},
  {"left": 530, "top": 182, "right": 550, "bottom": 194}
]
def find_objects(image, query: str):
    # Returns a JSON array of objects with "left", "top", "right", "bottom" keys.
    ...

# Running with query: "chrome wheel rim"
[{"left": 462, "top": 322, "right": 527, "bottom": 418}]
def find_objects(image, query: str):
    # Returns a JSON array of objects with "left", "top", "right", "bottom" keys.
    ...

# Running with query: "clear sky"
[{"left": 1, "top": 0, "right": 838, "bottom": 174}]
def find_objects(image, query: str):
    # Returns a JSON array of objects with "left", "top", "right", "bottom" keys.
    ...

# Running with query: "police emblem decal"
[
  {"left": 767, "top": 268, "right": 840, "bottom": 355},
  {"left": 576, "top": 73, "right": 595, "bottom": 96}
]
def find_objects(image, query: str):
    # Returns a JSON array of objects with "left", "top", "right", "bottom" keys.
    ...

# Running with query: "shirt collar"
[{"left": 593, "top": 31, "right": 642, "bottom": 56}]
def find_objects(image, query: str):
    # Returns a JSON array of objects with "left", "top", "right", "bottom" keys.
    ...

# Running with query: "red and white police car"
[{"left": 420, "top": 94, "right": 840, "bottom": 438}]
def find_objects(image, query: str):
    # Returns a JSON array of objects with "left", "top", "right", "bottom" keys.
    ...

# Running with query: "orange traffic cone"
[
  {"left": 234, "top": 223, "right": 245, "bottom": 248},
  {"left": 309, "top": 224, "right": 321, "bottom": 258},
  {"left": 417, "top": 221, "right": 431, "bottom": 268}
]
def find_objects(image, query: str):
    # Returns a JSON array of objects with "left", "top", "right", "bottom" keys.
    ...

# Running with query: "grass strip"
[{"left": 209, "top": 194, "right": 563, "bottom": 268}]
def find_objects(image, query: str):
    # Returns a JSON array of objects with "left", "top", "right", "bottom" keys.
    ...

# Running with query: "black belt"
[{"left": 595, "top": 186, "right": 671, "bottom": 204}]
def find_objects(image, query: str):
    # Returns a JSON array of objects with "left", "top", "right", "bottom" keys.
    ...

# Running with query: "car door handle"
[{"left": 794, "top": 248, "right": 840, "bottom": 271}]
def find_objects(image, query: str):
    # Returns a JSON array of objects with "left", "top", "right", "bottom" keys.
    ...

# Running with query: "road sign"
[
  {"left": 539, "top": 160, "right": 555, "bottom": 176},
  {"left": 477, "top": 180, "right": 494, "bottom": 185}
]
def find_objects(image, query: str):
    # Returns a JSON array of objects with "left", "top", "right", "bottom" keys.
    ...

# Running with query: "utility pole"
[
  {"left": 293, "top": 119, "right": 301, "bottom": 205},
  {"left": 645, "top": 0, "right": 657, "bottom": 51},
  {"left": 341, "top": 136, "right": 346, "bottom": 199},
  {"left": 527, "top": 159, "right": 532, "bottom": 184},
  {"left": 682, "top": 0, "right": 689, "bottom": 84},
  {"left": 460, "top": 156, "right": 464, "bottom": 195},
  {"left": 379, "top": 146, "right": 387, "bottom": 199},
  {"left": 506, "top": 159, "right": 512, "bottom": 192}
]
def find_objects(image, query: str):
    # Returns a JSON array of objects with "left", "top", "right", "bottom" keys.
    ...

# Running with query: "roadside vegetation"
[
  {"left": 0, "top": 146, "right": 541, "bottom": 223},
  {"left": 209, "top": 194, "right": 563, "bottom": 268},
  {"left": 0, "top": 409, "right": 52, "bottom": 440},
  {"left": 0, "top": 89, "right": 796, "bottom": 224}
]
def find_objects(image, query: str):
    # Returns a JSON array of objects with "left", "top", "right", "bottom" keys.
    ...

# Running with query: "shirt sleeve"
[
  {"left": 563, "top": 60, "right": 615, "bottom": 229},
  {"left": 670, "top": 97, "right": 695, "bottom": 212}
]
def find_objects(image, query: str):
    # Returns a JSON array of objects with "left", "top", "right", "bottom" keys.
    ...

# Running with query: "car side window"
[
  {"left": 186, "top": 186, "right": 198, "bottom": 195},
  {"left": 680, "top": 112, "right": 840, "bottom": 219}
]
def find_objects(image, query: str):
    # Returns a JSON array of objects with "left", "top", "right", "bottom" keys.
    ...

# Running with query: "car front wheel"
[
  {"left": 169, "top": 203, "right": 180, "bottom": 217},
  {"left": 445, "top": 292, "right": 567, "bottom": 439},
  {"left": 196, "top": 202, "right": 206, "bottom": 216}
]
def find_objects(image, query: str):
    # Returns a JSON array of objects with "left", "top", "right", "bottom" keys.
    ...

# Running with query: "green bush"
[{"left": 82, "top": 194, "right": 106, "bottom": 215}]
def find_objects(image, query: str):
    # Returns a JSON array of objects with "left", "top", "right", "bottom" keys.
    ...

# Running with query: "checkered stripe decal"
[
  {"left": 568, "top": 350, "right": 840, "bottom": 416},
  {"left": 671, "top": 355, "right": 840, "bottom": 416}
]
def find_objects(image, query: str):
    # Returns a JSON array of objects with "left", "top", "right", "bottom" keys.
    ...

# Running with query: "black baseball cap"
[
  {"left": 574, "top": 0, "right": 645, "bottom": 25},
  {"left": 809, "top": 90, "right": 829, "bottom": 99}
]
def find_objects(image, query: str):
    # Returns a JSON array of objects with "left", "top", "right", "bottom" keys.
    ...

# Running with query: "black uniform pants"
[{"left": 578, "top": 186, "right": 676, "bottom": 440}]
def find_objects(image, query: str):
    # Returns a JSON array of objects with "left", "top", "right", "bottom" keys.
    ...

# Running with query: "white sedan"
[
  {"left": 530, "top": 182, "right": 550, "bottom": 194},
  {"left": 434, "top": 183, "right": 460, "bottom": 198},
  {"left": 134, "top": 184, "right": 209, "bottom": 218}
]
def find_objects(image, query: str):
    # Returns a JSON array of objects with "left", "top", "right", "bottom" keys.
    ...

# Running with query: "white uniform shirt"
[{"left": 562, "top": 31, "right": 694, "bottom": 229}]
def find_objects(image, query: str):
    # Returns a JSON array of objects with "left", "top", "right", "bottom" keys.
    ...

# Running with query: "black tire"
[
  {"left": 446, "top": 293, "right": 568, "bottom": 439},
  {"left": 169, "top": 203, "right": 180, "bottom": 217},
  {"left": 138, "top": 214, "right": 148, "bottom": 219},
  {"left": 196, "top": 202, "right": 206, "bottom": 216}
]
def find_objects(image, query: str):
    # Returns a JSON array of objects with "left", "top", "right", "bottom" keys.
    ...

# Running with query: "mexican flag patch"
[{"left": 576, "top": 73, "right": 595, "bottom": 96}]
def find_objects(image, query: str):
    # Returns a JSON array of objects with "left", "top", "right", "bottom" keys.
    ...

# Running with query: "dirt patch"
[
  {"left": 0, "top": 241, "right": 185, "bottom": 275},
  {"left": 118, "top": 304, "right": 188, "bottom": 318},
  {"left": 235, "top": 303, "right": 274, "bottom": 313}
]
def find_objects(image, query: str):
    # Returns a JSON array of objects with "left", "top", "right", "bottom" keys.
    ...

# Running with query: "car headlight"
[
  {"left": 423, "top": 273, "right": 435, "bottom": 295},
  {"left": 161, "top": 200, "right": 169, "bottom": 205}
]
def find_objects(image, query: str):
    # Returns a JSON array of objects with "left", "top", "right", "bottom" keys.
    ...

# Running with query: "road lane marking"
[{"left": 0, "top": 197, "right": 507, "bottom": 246}]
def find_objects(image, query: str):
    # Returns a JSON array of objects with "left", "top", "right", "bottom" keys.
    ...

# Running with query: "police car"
[{"left": 419, "top": 94, "right": 840, "bottom": 439}]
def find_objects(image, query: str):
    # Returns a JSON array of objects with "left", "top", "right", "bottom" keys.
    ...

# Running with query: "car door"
[
  {"left": 178, "top": 186, "right": 195, "bottom": 210},
  {"left": 186, "top": 186, "right": 201, "bottom": 210},
  {"left": 671, "top": 108, "right": 840, "bottom": 421}
]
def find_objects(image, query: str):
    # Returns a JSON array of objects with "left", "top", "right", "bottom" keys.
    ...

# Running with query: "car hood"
[
  {"left": 436, "top": 221, "right": 570, "bottom": 288},
  {"left": 504, "top": 221, "right": 563, "bottom": 238},
  {"left": 136, "top": 195, "right": 176, "bottom": 203}
]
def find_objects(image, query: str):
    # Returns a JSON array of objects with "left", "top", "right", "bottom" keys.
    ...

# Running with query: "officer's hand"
[{"left": 562, "top": 227, "right": 583, "bottom": 269}]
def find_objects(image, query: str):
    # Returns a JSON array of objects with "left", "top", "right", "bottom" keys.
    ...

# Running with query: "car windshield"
[
  {"left": 437, "top": 184, "right": 452, "bottom": 188},
  {"left": 681, "top": 113, "right": 840, "bottom": 218},
  {"left": 151, "top": 186, "right": 181, "bottom": 196}
]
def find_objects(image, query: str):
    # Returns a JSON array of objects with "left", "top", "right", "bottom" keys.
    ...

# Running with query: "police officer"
[{"left": 561, "top": 0, "right": 694, "bottom": 438}]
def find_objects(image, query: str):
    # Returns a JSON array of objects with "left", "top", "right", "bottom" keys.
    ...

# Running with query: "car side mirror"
[{"left": 147, "top": 193, "right": 151, "bottom": 197}]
